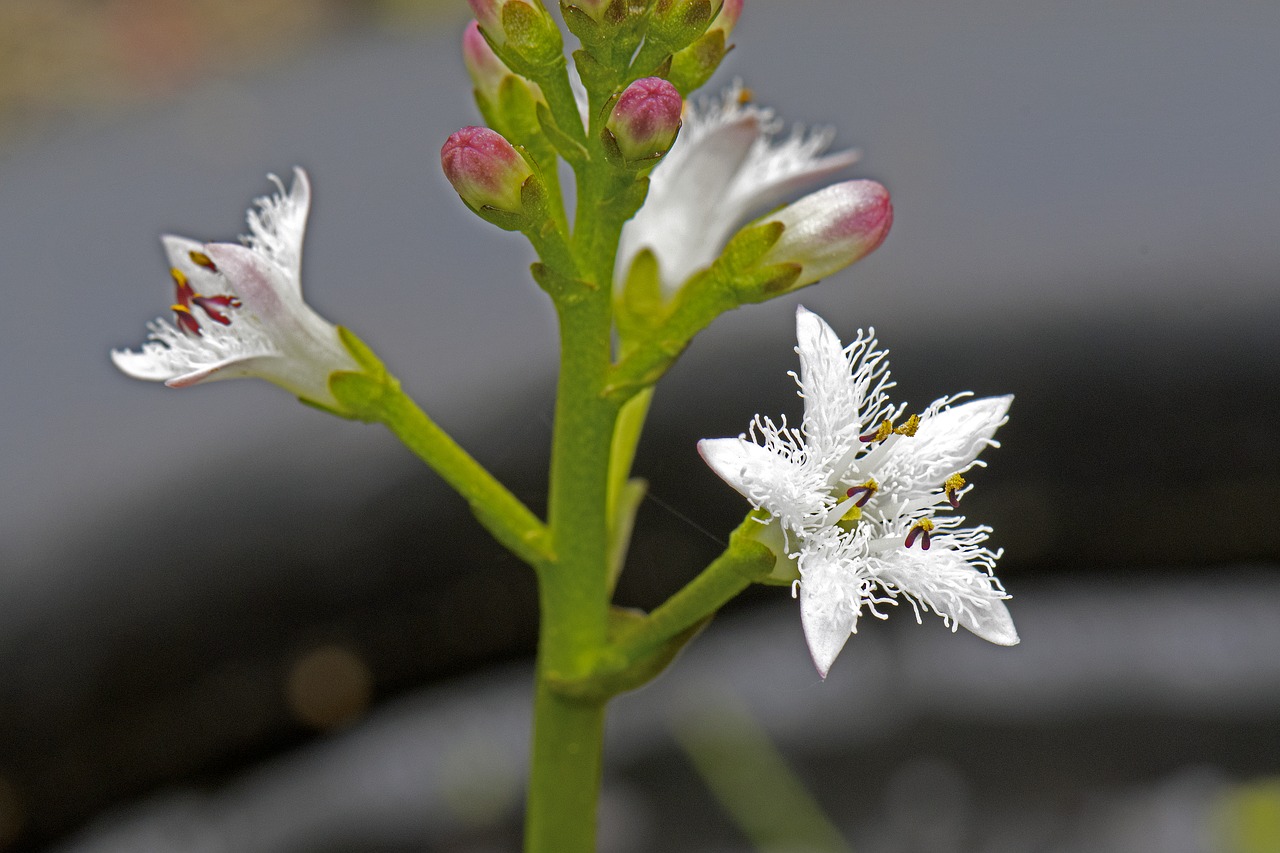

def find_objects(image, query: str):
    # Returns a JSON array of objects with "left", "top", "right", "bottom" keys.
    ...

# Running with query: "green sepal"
[
  {"left": 530, "top": 261, "right": 593, "bottom": 299},
  {"left": 535, "top": 101, "right": 589, "bottom": 164},
  {"left": 519, "top": 171, "right": 549, "bottom": 219},
  {"left": 328, "top": 370, "right": 402, "bottom": 424},
  {"left": 338, "top": 326, "right": 389, "bottom": 378},
  {"left": 494, "top": 75, "right": 544, "bottom": 145},
  {"left": 502, "top": 0, "right": 563, "bottom": 68},
  {"left": 617, "top": 248, "right": 667, "bottom": 340},
  {"left": 606, "top": 476, "right": 647, "bottom": 593},
  {"left": 738, "top": 263, "right": 804, "bottom": 301},
  {"left": 719, "top": 219, "right": 785, "bottom": 271},
  {"left": 667, "top": 28, "right": 727, "bottom": 95},
  {"left": 470, "top": 203, "right": 526, "bottom": 231},
  {"left": 649, "top": 0, "right": 715, "bottom": 53}
]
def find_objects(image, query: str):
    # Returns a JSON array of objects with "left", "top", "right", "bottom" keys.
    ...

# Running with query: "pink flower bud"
[
  {"left": 758, "top": 180, "right": 893, "bottom": 286},
  {"left": 605, "top": 77, "right": 683, "bottom": 162},
  {"left": 441, "top": 126, "right": 533, "bottom": 213},
  {"left": 468, "top": 0, "right": 505, "bottom": 36},
  {"left": 462, "top": 20, "right": 509, "bottom": 99},
  {"left": 712, "top": 0, "right": 743, "bottom": 34}
]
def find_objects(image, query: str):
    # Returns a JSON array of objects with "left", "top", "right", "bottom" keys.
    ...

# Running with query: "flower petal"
[
  {"left": 795, "top": 305, "right": 859, "bottom": 460},
  {"left": 873, "top": 544, "right": 1018, "bottom": 646},
  {"left": 242, "top": 167, "right": 310, "bottom": 289}
]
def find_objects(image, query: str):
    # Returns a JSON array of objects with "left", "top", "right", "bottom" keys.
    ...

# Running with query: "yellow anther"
[
  {"left": 189, "top": 250, "right": 217, "bottom": 270},
  {"left": 894, "top": 414, "right": 920, "bottom": 437},
  {"left": 915, "top": 517, "right": 935, "bottom": 533},
  {"left": 170, "top": 303, "right": 192, "bottom": 314},
  {"left": 737, "top": 87, "right": 754, "bottom": 104},
  {"left": 840, "top": 504, "right": 863, "bottom": 523},
  {"left": 170, "top": 267, "right": 189, "bottom": 287}
]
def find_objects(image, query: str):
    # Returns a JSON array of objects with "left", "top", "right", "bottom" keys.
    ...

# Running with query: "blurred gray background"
[{"left": 0, "top": 0, "right": 1277, "bottom": 850}]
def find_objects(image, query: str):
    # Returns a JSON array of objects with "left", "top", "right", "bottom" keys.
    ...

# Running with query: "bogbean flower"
[
  {"left": 699, "top": 306, "right": 1017, "bottom": 677},
  {"left": 111, "top": 169, "right": 359, "bottom": 408},
  {"left": 615, "top": 82, "right": 867, "bottom": 297}
]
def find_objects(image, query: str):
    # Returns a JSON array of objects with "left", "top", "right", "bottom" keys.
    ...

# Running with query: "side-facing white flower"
[
  {"left": 112, "top": 169, "right": 358, "bottom": 407},
  {"left": 616, "top": 82, "right": 861, "bottom": 296},
  {"left": 699, "top": 306, "right": 1017, "bottom": 677}
]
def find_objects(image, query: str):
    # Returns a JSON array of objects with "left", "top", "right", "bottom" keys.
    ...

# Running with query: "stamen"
[
  {"left": 192, "top": 296, "right": 235, "bottom": 325},
  {"left": 905, "top": 518, "right": 934, "bottom": 550},
  {"left": 846, "top": 478, "right": 880, "bottom": 507},
  {"left": 893, "top": 414, "right": 920, "bottom": 437},
  {"left": 170, "top": 304, "right": 201, "bottom": 336},
  {"left": 860, "top": 420, "right": 894, "bottom": 443},
  {"left": 944, "top": 473, "right": 966, "bottom": 509},
  {"left": 189, "top": 250, "right": 218, "bottom": 271},
  {"left": 170, "top": 268, "right": 195, "bottom": 308},
  {"left": 737, "top": 87, "right": 755, "bottom": 104}
]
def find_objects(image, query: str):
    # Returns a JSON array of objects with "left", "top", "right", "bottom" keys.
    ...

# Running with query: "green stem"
[
  {"left": 610, "top": 515, "right": 776, "bottom": 665},
  {"left": 525, "top": 682, "right": 607, "bottom": 853},
  {"left": 377, "top": 386, "right": 553, "bottom": 568}
]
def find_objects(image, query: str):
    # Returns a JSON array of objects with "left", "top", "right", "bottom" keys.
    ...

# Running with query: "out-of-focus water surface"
[{"left": 0, "top": 0, "right": 1277, "bottom": 850}]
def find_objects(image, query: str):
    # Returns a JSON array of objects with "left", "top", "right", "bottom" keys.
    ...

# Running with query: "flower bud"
[
  {"left": 440, "top": 126, "right": 533, "bottom": 214},
  {"left": 605, "top": 78, "right": 683, "bottom": 163},
  {"left": 756, "top": 180, "right": 893, "bottom": 287},
  {"left": 711, "top": 0, "right": 743, "bottom": 36},
  {"left": 467, "top": 0, "right": 560, "bottom": 63},
  {"left": 462, "top": 20, "right": 509, "bottom": 100}
]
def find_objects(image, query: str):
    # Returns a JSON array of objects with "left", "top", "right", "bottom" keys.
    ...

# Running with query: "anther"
[
  {"left": 170, "top": 304, "right": 201, "bottom": 336},
  {"left": 860, "top": 420, "right": 894, "bottom": 443},
  {"left": 189, "top": 250, "right": 218, "bottom": 271},
  {"left": 905, "top": 518, "right": 934, "bottom": 550},
  {"left": 846, "top": 478, "right": 879, "bottom": 507},
  {"left": 943, "top": 473, "right": 966, "bottom": 509},
  {"left": 894, "top": 414, "right": 920, "bottom": 437}
]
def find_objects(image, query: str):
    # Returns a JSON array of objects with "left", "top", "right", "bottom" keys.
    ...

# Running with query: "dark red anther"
[
  {"left": 193, "top": 294, "right": 241, "bottom": 325},
  {"left": 905, "top": 519, "right": 934, "bottom": 550},
  {"left": 172, "top": 305, "right": 201, "bottom": 336},
  {"left": 846, "top": 481, "right": 878, "bottom": 507}
]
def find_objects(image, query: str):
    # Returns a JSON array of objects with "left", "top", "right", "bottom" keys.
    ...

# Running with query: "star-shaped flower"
[
  {"left": 616, "top": 82, "right": 864, "bottom": 297},
  {"left": 112, "top": 169, "right": 358, "bottom": 408},
  {"left": 699, "top": 306, "right": 1017, "bottom": 677}
]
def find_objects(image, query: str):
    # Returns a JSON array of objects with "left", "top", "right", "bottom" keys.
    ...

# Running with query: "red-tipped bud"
[
  {"left": 441, "top": 126, "right": 533, "bottom": 214},
  {"left": 605, "top": 78, "right": 683, "bottom": 162},
  {"left": 758, "top": 180, "right": 893, "bottom": 287},
  {"left": 467, "top": 0, "right": 560, "bottom": 60},
  {"left": 468, "top": 0, "right": 505, "bottom": 36}
]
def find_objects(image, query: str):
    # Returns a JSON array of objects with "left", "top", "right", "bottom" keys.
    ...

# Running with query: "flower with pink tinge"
[
  {"left": 616, "top": 81, "right": 863, "bottom": 297},
  {"left": 463, "top": 19, "right": 511, "bottom": 100},
  {"left": 112, "top": 169, "right": 359, "bottom": 408},
  {"left": 441, "top": 126, "right": 533, "bottom": 214},
  {"left": 698, "top": 307, "right": 1017, "bottom": 677},
  {"left": 756, "top": 180, "right": 893, "bottom": 288},
  {"left": 606, "top": 77, "right": 683, "bottom": 162}
]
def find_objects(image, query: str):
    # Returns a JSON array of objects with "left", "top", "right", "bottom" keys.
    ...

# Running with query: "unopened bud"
[
  {"left": 756, "top": 180, "right": 893, "bottom": 287},
  {"left": 468, "top": 0, "right": 560, "bottom": 63},
  {"left": 462, "top": 20, "right": 510, "bottom": 100},
  {"left": 440, "top": 126, "right": 533, "bottom": 214},
  {"left": 605, "top": 78, "right": 683, "bottom": 162},
  {"left": 570, "top": 0, "right": 615, "bottom": 22},
  {"left": 711, "top": 0, "right": 743, "bottom": 36}
]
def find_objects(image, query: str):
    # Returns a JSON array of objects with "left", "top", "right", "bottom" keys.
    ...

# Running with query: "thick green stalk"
[{"left": 525, "top": 678, "right": 607, "bottom": 852}]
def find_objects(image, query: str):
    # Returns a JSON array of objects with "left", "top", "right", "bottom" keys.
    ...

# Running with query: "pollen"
[
  {"left": 189, "top": 250, "right": 218, "bottom": 272},
  {"left": 944, "top": 473, "right": 966, "bottom": 508},
  {"left": 737, "top": 87, "right": 755, "bottom": 104},
  {"left": 860, "top": 419, "right": 894, "bottom": 443},
  {"left": 894, "top": 414, "right": 920, "bottom": 437},
  {"left": 905, "top": 517, "right": 934, "bottom": 550},
  {"left": 839, "top": 504, "right": 863, "bottom": 523}
]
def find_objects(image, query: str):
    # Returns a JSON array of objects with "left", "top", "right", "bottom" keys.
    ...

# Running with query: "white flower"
[
  {"left": 699, "top": 306, "right": 1017, "bottom": 677},
  {"left": 616, "top": 82, "right": 860, "bottom": 297},
  {"left": 112, "top": 168, "right": 358, "bottom": 407}
]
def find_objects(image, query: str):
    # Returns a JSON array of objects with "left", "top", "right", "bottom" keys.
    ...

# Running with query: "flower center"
[
  {"left": 169, "top": 263, "right": 241, "bottom": 337},
  {"left": 905, "top": 517, "right": 934, "bottom": 550}
]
